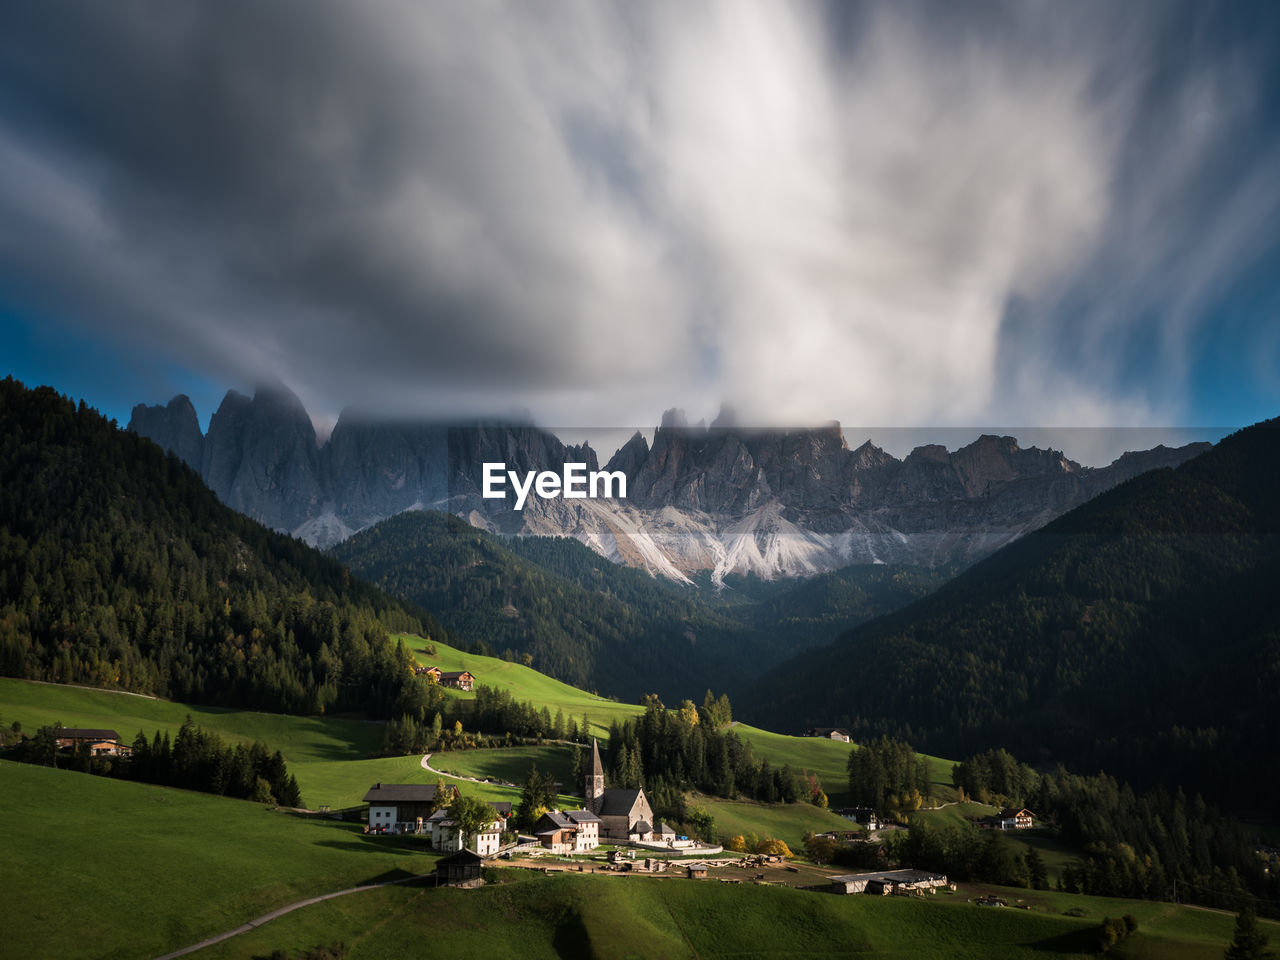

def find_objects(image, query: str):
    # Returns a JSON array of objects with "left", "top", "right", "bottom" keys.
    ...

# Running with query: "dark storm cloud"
[{"left": 0, "top": 1, "right": 1277, "bottom": 428}]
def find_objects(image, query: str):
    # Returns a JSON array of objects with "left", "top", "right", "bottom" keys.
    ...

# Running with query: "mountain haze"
[{"left": 131, "top": 384, "right": 1208, "bottom": 581}]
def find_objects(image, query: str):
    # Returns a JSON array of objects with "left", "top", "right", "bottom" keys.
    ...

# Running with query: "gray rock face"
[
  {"left": 129, "top": 387, "right": 1212, "bottom": 579},
  {"left": 127, "top": 395, "right": 204, "bottom": 470}
]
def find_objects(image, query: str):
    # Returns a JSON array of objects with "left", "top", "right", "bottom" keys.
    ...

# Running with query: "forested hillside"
[
  {"left": 746, "top": 418, "right": 1280, "bottom": 809},
  {"left": 330, "top": 510, "right": 958, "bottom": 701},
  {"left": 330, "top": 511, "right": 759, "bottom": 699},
  {"left": 0, "top": 378, "right": 436, "bottom": 717}
]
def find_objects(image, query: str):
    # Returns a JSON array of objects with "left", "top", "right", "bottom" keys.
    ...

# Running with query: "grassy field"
[
  {"left": 180, "top": 870, "right": 1260, "bottom": 960},
  {"left": 429, "top": 744, "right": 577, "bottom": 788},
  {"left": 0, "top": 677, "right": 382, "bottom": 763},
  {"left": 691, "top": 794, "right": 860, "bottom": 850},
  {"left": 0, "top": 760, "right": 438, "bottom": 960},
  {"left": 399, "top": 634, "right": 645, "bottom": 736},
  {"left": 731, "top": 722, "right": 959, "bottom": 807}
]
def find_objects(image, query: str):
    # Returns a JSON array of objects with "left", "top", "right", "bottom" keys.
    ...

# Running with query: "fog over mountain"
[{"left": 131, "top": 383, "right": 1208, "bottom": 582}]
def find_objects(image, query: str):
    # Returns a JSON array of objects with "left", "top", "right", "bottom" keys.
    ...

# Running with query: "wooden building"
[
  {"left": 998, "top": 808, "right": 1035, "bottom": 830},
  {"left": 440, "top": 670, "right": 475, "bottom": 691},
  {"left": 363, "top": 782, "right": 446, "bottom": 834},
  {"left": 829, "top": 869, "right": 948, "bottom": 896},
  {"left": 54, "top": 728, "right": 129, "bottom": 757},
  {"left": 805, "top": 727, "right": 852, "bottom": 743},
  {"left": 436, "top": 849, "right": 485, "bottom": 887}
]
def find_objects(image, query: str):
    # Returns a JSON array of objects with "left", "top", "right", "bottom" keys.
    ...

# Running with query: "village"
[
  {"left": 357, "top": 731, "right": 1036, "bottom": 900},
  {"left": 47, "top": 717, "right": 1038, "bottom": 901}
]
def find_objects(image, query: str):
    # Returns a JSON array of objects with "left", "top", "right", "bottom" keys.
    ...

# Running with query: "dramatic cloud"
[{"left": 0, "top": 1, "right": 1277, "bottom": 431}]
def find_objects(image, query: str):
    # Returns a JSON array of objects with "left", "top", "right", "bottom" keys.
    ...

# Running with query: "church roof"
[
  {"left": 590, "top": 738, "right": 604, "bottom": 779},
  {"left": 597, "top": 788, "right": 646, "bottom": 817}
]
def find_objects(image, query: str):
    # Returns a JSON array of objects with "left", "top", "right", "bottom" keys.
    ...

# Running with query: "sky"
[{"left": 1, "top": 1, "right": 1278, "bottom": 455}]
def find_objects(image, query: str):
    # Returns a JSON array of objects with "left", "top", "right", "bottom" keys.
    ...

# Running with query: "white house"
[
  {"left": 534, "top": 809, "right": 601, "bottom": 854},
  {"left": 363, "top": 783, "right": 442, "bottom": 834},
  {"left": 428, "top": 801, "right": 511, "bottom": 854}
]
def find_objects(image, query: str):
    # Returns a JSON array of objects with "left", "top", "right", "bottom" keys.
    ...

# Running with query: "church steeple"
[{"left": 586, "top": 737, "right": 605, "bottom": 812}]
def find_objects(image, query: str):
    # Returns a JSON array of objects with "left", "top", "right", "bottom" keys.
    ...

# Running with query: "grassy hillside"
[
  {"left": 331, "top": 510, "right": 760, "bottom": 701},
  {"left": 730, "top": 723, "right": 959, "bottom": 807},
  {"left": 397, "top": 633, "right": 646, "bottom": 736},
  {"left": 0, "top": 677, "right": 382, "bottom": 762},
  {"left": 1, "top": 760, "right": 437, "bottom": 960},
  {"left": 332, "top": 511, "right": 959, "bottom": 703},
  {"left": 182, "top": 872, "right": 1256, "bottom": 960}
]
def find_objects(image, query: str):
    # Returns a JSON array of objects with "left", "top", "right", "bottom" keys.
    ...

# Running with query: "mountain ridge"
[
  {"left": 130, "top": 385, "right": 1210, "bottom": 581},
  {"left": 740, "top": 415, "right": 1280, "bottom": 808}
]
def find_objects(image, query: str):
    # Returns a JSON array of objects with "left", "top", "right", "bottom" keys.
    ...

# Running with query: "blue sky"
[{"left": 1, "top": 1, "right": 1277, "bottom": 441}]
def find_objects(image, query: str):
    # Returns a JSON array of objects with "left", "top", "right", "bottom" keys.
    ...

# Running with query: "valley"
[{"left": 2, "top": 378, "right": 1276, "bottom": 959}]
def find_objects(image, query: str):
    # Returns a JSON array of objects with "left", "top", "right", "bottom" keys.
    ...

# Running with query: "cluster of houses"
[
  {"left": 54, "top": 728, "right": 131, "bottom": 758},
  {"left": 364, "top": 739, "right": 674, "bottom": 885},
  {"left": 829, "top": 868, "right": 951, "bottom": 896},
  {"left": 362, "top": 782, "right": 512, "bottom": 856},
  {"left": 412, "top": 666, "right": 476, "bottom": 691}
]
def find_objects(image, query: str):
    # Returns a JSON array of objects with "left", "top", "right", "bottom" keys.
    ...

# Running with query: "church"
[{"left": 584, "top": 738, "right": 655, "bottom": 841}]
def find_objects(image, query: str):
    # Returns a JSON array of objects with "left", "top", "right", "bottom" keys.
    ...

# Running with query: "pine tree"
[{"left": 1225, "top": 907, "right": 1276, "bottom": 960}]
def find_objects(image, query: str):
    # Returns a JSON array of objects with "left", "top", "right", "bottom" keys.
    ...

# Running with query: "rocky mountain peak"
[{"left": 127, "top": 394, "right": 204, "bottom": 470}]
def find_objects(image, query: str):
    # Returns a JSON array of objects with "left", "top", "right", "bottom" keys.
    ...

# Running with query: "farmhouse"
[
  {"left": 998, "top": 808, "right": 1035, "bottom": 830},
  {"left": 440, "top": 670, "right": 475, "bottom": 691},
  {"left": 834, "top": 807, "right": 880, "bottom": 830},
  {"left": 415, "top": 665, "right": 443, "bottom": 682},
  {"left": 829, "top": 869, "right": 949, "bottom": 896},
  {"left": 805, "top": 727, "right": 852, "bottom": 743},
  {"left": 54, "top": 728, "right": 130, "bottom": 757},
  {"left": 584, "top": 739, "right": 655, "bottom": 841},
  {"left": 363, "top": 782, "right": 447, "bottom": 834},
  {"left": 428, "top": 800, "right": 512, "bottom": 855},
  {"left": 534, "top": 809, "right": 601, "bottom": 854}
]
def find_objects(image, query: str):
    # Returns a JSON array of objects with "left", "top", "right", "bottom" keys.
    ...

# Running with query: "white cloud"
[{"left": 0, "top": 0, "right": 1275, "bottom": 431}]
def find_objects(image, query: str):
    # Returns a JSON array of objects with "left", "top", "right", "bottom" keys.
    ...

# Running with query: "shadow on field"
[
  {"left": 357, "top": 867, "right": 419, "bottom": 886},
  {"left": 552, "top": 910, "right": 595, "bottom": 960},
  {"left": 1029, "top": 927, "right": 1103, "bottom": 954}
]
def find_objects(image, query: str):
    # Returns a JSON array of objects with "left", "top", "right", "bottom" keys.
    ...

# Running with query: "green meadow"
[
  {"left": 692, "top": 794, "right": 860, "bottom": 850},
  {"left": 0, "top": 676, "right": 382, "bottom": 762},
  {"left": 429, "top": 743, "right": 577, "bottom": 787},
  {"left": 1, "top": 760, "right": 437, "bottom": 960},
  {"left": 731, "top": 722, "right": 959, "bottom": 806},
  {"left": 399, "top": 634, "right": 646, "bottom": 736},
  {"left": 180, "top": 871, "right": 1257, "bottom": 960}
]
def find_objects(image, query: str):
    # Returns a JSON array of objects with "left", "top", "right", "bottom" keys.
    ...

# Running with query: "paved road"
[{"left": 152, "top": 874, "right": 429, "bottom": 960}]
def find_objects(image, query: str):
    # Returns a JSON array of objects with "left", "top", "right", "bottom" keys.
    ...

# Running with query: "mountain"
[
  {"left": 331, "top": 510, "right": 984, "bottom": 700},
  {"left": 741, "top": 417, "right": 1280, "bottom": 808},
  {"left": 126, "top": 394, "right": 203, "bottom": 470},
  {"left": 0, "top": 376, "right": 436, "bottom": 718},
  {"left": 329, "top": 510, "right": 754, "bottom": 701},
  {"left": 130, "top": 386, "right": 1208, "bottom": 580}
]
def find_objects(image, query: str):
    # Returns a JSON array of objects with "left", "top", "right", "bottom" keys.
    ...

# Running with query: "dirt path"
[
  {"left": 153, "top": 874, "right": 429, "bottom": 960},
  {"left": 420, "top": 752, "right": 522, "bottom": 788}
]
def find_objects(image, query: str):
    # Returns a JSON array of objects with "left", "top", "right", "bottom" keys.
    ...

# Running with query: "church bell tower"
[{"left": 585, "top": 738, "right": 605, "bottom": 812}]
